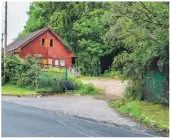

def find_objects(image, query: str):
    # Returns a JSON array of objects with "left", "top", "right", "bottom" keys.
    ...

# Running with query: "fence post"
[{"left": 65, "top": 67, "right": 68, "bottom": 81}]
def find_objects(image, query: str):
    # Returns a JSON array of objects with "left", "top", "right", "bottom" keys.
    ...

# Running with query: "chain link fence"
[{"left": 143, "top": 70, "right": 169, "bottom": 104}]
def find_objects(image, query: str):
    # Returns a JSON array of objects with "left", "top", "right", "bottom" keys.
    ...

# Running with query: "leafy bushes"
[
  {"left": 5, "top": 54, "right": 40, "bottom": 88},
  {"left": 3, "top": 54, "right": 41, "bottom": 88},
  {"left": 37, "top": 74, "right": 65, "bottom": 93},
  {"left": 67, "top": 77, "right": 99, "bottom": 95},
  {"left": 3, "top": 54, "right": 66, "bottom": 93},
  {"left": 124, "top": 80, "right": 142, "bottom": 101},
  {"left": 76, "top": 83, "right": 98, "bottom": 95},
  {"left": 5, "top": 54, "right": 24, "bottom": 84},
  {"left": 102, "top": 69, "right": 121, "bottom": 78},
  {"left": 3, "top": 54, "right": 98, "bottom": 95},
  {"left": 75, "top": 53, "right": 101, "bottom": 76}
]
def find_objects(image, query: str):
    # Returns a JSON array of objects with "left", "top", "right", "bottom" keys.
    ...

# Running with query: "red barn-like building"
[{"left": 6, "top": 27, "right": 76, "bottom": 69}]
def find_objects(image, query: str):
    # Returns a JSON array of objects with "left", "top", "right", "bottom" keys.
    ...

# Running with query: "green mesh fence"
[{"left": 143, "top": 71, "right": 169, "bottom": 104}]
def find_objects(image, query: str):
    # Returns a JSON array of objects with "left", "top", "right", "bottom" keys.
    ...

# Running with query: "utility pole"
[
  {"left": 4, "top": 1, "right": 7, "bottom": 81},
  {"left": 1, "top": 33, "right": 3, "bottom": 49}
]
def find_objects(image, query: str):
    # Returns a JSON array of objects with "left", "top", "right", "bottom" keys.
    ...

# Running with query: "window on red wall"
[
  {"left": 50, "top": 39, "right": 53, "bottom": 47},
  {"left": 42, "top": 38, "right": 50, "bottom": 47},
  {"left": 48, "top": 59, "right": 53, "bottom": 65},
  {"left": 60, "top": 59, "right": 65, "bottom": 66},
  {"left": 42, "top": 38, "right": 45, "bottom": 46}
]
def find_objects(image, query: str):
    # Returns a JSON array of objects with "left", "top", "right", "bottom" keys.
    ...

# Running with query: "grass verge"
[
  {"left": 2, "top": 84, "right": 37, "bottom": 96},
  {"left": 66, "top": 82, "right": 101, "bottom": 96},
  {"left": 109, "top": 99, "right": 169, "bottom": 136}
]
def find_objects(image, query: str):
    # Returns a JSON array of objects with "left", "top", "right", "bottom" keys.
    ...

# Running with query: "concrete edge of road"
[
  {"left": 68, "top": 114, "right": 157, "bottom": 137},
  {"left": 2, "top": 100, "right": 159, "bottom": 137}
]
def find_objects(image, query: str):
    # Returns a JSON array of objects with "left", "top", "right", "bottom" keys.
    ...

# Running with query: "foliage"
[
  {"left": 124, "top": 81, "right": 143, "bottom": 101},
  {"left": 75, "top": 83, "right": 98, "bottom": 95},
  {"left": 5, "top": 54, "right": 25, "bottom": 84},
  {"left": 104, "top": 2, "right": 169, "bottom": 76},
  {"left": 4, "top": 54, "right": 41, "bottom": 88},
  {"left": 101, "top": 69, "right": 122, "bottom": 78},
  {"left": 3, "top": 54, "right": 98, "bottom": 94},
  {"left": 104, "top": 2, "right": 169, "bottom": 100},
  {"left": 109, "top": 99, "right": 169, "bottom": 133},
  {"left": 67, "top": 77, "right": 99, "bottom": 95},
  {"left": 41, "top": 67, "right": 65, "bottom": 73},
  {"left": 37, "top": 74, "right": 65, "bottom": 93},
  {"left": 75, "top": 53, "right": 101, "bottom": 76},
  {"left": 18, "top": 2, "right": 169, "bottom": 101},
  {"left": 109, "top": 99, "right": 125, "bottom": 108},
  {"left": 17, "top": 54, "right": 42, "bottom": 88},
  {"left": 19, "top": 2, "right": 111, "bottom": 76}
]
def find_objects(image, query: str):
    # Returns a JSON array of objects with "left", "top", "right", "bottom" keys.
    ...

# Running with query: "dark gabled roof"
[
  {"left": 5, "top": 27, "right": 76, "bottom": 57},
  {"left": 6, "top": 28, "right": 47, "bottom": 52}
]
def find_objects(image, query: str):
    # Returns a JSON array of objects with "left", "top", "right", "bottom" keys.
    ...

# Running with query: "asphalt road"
[{"left": 2, "top": 101, "right": 156, "bottom": 137}]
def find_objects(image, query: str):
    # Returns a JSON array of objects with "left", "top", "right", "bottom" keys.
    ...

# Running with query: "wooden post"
[
  {"left": 1, "top": 33, "right": 3, "bottom": 49},
  {"left": 65, "top": 66, "right": 68, "bottom": 81},
  {"left": 4, "top": 2, "right": 7, "bottom": 81},
  {"left": 4, "top": 2, "right": 7, "bottom": 47},
  {"left": 36, "top": 59, "right": 38, "bottom": 93}
]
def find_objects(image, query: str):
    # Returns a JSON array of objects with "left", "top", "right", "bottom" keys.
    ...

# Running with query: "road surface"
[{"left": 2, "top": 101, "right": 157, "bottom": 137}]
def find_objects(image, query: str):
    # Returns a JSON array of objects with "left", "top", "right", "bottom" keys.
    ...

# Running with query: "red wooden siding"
[{"left": 19, "top": 30, "right": 75, "bottom": 68}]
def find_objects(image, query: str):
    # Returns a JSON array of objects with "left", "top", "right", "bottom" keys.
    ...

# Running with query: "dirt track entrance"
[{"left": 81, "top": 79, "right": 128, "bottom": 98}]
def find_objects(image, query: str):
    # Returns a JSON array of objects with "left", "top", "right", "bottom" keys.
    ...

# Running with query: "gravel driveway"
[
  {"left": 2, "top": 95, "right": 157, "bottom": 136},
  {"left": 81, "top": 79, "right": 128, "bottom": 98}
]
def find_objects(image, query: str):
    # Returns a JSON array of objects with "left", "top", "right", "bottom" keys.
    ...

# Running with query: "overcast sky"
[{"left": 1, "top": 1, "right": 31, "bottom": 45}]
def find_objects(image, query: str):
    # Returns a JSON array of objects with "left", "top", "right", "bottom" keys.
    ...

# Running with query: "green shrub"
[
  {"left": 5, "top": 54, "right": 25, "bottom": 84},
  {"left": 102, "top": 69, "right": 121, "bottom": 78},
  {"left": 73, "top": 83, "right": 98, "bottom": 95},
  {"left": 37, "top": 74, "right": 65, "bottom": 93},
  {"left": 3, "top": 54, "right": 98, "bottom": 95},
  {"left": 124, "top": 81, "right": 142, "bottom": 101},
  {"left": 109, "top": 99, "right": 125, "bottom": 108},
  {"left": 50, "top": 76, "right": 65, "bottom": 92},
  {"left": 67, "top": 77, "right": 98, "bottom": 95},
  {"left": 42, "top": 67, "right": 65, "bottom": 73},
  {"left": 4, "top": 54, "right": 41, "bottom": 88},
  {"left": 119, "top": 101, "right": 142, "bottom": 119},
  {"left": 17, "top": 54, "right": 41, "bottom": 88},
  {"left": 37, "top": 74, "right": 51, "bottom": 88},
  {"left": 68, "top": 77, "right": 84, "bottom": 90},
  {"left": 76, "top": 53, "right": 101, "bottom": 76}
]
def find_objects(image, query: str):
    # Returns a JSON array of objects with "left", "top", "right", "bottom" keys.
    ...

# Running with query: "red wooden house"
[{"left": 6, "top": 27, "right": 76, "bottom": 69}]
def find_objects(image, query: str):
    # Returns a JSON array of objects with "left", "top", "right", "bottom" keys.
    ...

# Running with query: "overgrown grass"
[
  {"left": 41, "top": 67, "right": 65, "bottom": 73},
  {"left": 109, "top": 99, "right": 169, "bottom": 133},
  {"left": 66, "top": 77, "right": 100, "bottom": 95},
  {"left": 40, "top": 67, "right": 65, "bottom": 77},
  {"left": 71, "top": 83, "right": 100, "bottom": 95},
  {"left": 2, "top": 68, "right": 100, "bottom": 96},
  {"left": 2, "top": 84, "right": 36, "bottom": 96}
]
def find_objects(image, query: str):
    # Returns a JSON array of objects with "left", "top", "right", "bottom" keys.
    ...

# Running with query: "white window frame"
[
  {"left": 55, "top": 59, "right": 59, "bottom": 66},
  {"left": 60, "top": 59, "right": 65, "bottom": 67}
]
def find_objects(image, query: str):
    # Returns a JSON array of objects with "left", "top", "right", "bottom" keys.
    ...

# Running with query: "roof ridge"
[
  {"left": 6, "top": 27, "right": 49, "bottom": 52},
  {"left": 19, "top": 27, "right": 48, "bottom": 38},
  {"left": 5, "top": 27, "right": 76, "bottom": 57}
]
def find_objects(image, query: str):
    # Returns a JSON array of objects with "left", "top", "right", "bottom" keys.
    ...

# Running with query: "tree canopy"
[{"left": 20, "top": 2, "right": 169, "bottom": 78}]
